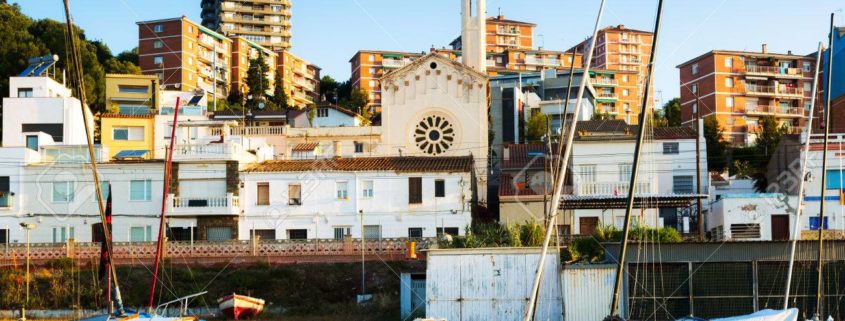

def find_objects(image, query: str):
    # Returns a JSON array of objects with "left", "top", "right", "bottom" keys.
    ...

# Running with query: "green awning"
[
  {"left": 596, "top": 98, "right": 618, "bottom": 103},
  {"left": 198, "top": 24, "right": 226, "bottom": 42},
  {"left": 382, "top": 53, "right": 404, "bottom": 59}
]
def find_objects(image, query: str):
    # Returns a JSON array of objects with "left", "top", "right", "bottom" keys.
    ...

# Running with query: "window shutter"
[
  {"left": 257, "top": 183, "right": 269, "bottom": 205},
  {"left": 408, "top": 177, "right": 422, "bottom": 204}
]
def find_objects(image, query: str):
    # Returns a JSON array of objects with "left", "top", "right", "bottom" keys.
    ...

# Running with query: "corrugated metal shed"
[
  {"left": 561, "top": 264, "right": 624, "bottom": 321},
  {"left": 426, "top": 247, "right": 562, "bottom": 321}
]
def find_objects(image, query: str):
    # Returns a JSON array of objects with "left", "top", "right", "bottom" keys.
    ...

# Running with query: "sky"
[{"left": 14, "top": 0, "right": 845, "bottom": 105}]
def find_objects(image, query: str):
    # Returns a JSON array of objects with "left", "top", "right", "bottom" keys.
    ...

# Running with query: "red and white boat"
[{"left": 217, "top": 294, "right": 266, "bottom": 320}]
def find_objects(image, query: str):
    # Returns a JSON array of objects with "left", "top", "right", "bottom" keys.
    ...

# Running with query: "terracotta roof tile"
[
  {"left": 291, "top": 142, "right": 319, "bottom": 151},
  {"left": 100, "top": 113, "right": 155, "bottom": 119},
  {"left": 245, "top": 156, "right": 474, "bottom": 173}
]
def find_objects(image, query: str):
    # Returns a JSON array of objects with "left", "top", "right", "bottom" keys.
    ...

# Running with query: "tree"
[
  {"left": 226, "top": 90, "right": 244, "bottom": 111},
  {"left": 271, "top": 71, "right": 289, "bottom": 110},
  {"left": 116, "top": 47, "right": 138, "bottom": 65},
  {"left": 244, "top": 52, "right": 271, "bottom": 109},
  {"left": 0, "top": 3, "right": 45, "bottom": 98},
  {"left": 754, "top": 115, "right": 788, "bottom": 156},
  {"left": 320, "top": 75, "right": 339, "bottom": 103},
  {"left": 591, "top": 111, "right": 612, "bottom": 121},
  {"left": 336, "top": 80, "right": 352, "bottom": 103},
  {"left": 659, "top": 98, "right": 682, "bottom": 127},
  {"left": 703, "top": 116, "right": 729, "bottom": 173},
  {"left": 103, "top": 58, "right": 140, "bottom": 74},
  {"left": 340, "top": 88, "right": 369, "bottom": 115},
  {"left": 525, "top": 111, "right": 549, "bottom": 143}
]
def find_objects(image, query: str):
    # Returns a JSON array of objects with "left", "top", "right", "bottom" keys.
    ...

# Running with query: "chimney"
[
  {"left": 762, "top": 43, "right": 768, "bottom": 54},
  {"left": 618, "top": 24, "right": 625, "bottom": 30},
  {"left": 787, "top": 50, "right": 793, "bottom": 55},
  {"left": 503, "top": 145, "right": 510, "bottom": 161},
  {"left": 497, "top": 15, "right": 504, "bottom": 20}
]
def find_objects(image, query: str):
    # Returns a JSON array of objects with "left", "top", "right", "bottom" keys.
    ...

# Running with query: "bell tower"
[{"left": 461, "top": 0, "right": 486, "bottom": 73}]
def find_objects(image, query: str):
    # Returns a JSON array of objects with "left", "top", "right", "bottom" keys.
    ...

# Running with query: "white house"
[
  {"left": 306, "top": 102, "right": 361, "bottom": 128},
  {"left": 240, "top": 156, "right": 475, "bottom": 240},
  {"left": 708, "top": 193, "right": 793, "bottom": 241},
  {"left": 568, "top": 120, "right": 709, "bottom": 235}
]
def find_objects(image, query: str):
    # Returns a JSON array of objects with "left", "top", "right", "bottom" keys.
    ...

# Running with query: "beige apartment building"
[
  {"left": 201, "top": 0, "right": 292, "bottom": 51},
  {"left": 278, "top": 51, "right": 320, "bottom": 108},
  {"left": 677, "top": 46, "right": 816, "bottom": 145},
  {"left": 230, "top": 36, "right": 277, "bottom": 97}
]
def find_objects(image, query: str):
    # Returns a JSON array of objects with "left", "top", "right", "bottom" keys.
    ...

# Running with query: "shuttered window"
[
  {"left": 288, "top": 184, "right": 301, "bottom": 205},
  {"left": 408, "top": 177, "right": 422, "bottom": 204},
  {"left": 257, "top": 182, "right": 269, "bottom": 205},
  {"left": 434, "top": 179, "right": 445, "bottom": 198}
]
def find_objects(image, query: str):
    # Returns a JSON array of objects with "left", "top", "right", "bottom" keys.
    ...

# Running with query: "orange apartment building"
[
  {"left": 277, "top": 51, "right": 320, "bottom": 108},
  {"left": 138, "top": 17, "right": 232, "bottom": 102},
  {"left": 349, "top": 50, "right": 424, "bottom": 112},
  {"left": 570, "top": 25, "right": 655, "bottom": 123},
  {"left": 677, "top": 46, "right": 816, "bottom": 145},
  {"left": 230, "top": 36, "right": 277, "bottom": 97},
  {"left": 201, "top": 0, "right": 293, "bottom": 51},
  {"left": 589, "top": 69, "right": 641, "bottom": 122}
]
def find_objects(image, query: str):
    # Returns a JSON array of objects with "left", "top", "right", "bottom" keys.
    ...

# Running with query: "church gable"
[{"left": 380, "top": 53, "right": 487, "bottom": 107}]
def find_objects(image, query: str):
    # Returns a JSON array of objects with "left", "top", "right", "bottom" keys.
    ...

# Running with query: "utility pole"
[
  {"left": 19, "top": 222, "right": 36, "bottom": 321},
  {"left": 695, "top": 96, "right": 704, "bottom": 240}
]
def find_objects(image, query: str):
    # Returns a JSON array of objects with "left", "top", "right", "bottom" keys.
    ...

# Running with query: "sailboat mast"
[
  {"left": 783, "top": 41, "right": 823, "bottom": 308},
  {"left": 609, "top": 0, "right": 665, "bottom": 318},
  {"left": 521, "top": 1, "right": 607, "bottom": 320},
  {"left": 149, "top": 96, "right": 182, "bottom": 309},
  {"left": 61, "top": 0, "right": 125, "bottom": 315},
  {"left": 814, "top": 12, "right": 836, "bottom": 320}
]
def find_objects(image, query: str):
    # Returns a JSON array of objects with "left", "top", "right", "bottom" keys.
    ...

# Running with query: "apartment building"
[
  {"left": 137, "top": 17, "right": 232, "bottom": 101},
  {"left": 677, "top": 46, "right": 816, "bottom": 145},
  {"left": 818, "top": 26, "right": 844, "bottom": 132},
  {"left": 486, "top": 48, "right": 583, "bottom": 76},
  {"left": 450, "top": 15, "right": 535, "bottom": 53},
  {"left": 200, "top": 0, "right": 292, "bottom": 51},
  {"left": 277, "top": 51, "right": 320, "bottom": 108},
  {"left": 230, "top": 36, "right": 277, "bottom": 96},
  {"left": 349, "top": 50, "right": 424, "bottom": 112},
  {"left": 570, "top": 25, "right": 655, "bottom": 121}
]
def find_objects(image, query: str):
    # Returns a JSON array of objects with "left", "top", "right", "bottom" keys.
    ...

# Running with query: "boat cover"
[{"left": 709, "top": 309, "right": 799, "bottom": 321}]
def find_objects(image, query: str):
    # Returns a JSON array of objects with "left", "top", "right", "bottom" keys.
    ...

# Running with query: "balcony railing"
[
  {"left": 591, "top": 78, "right": 618, "bottom": 86},
  {"left": 172, "top": 142, "right": 246, "bottom": 161},
  {"left": 382, "top": 58, "right": 410, "bottom": 68},
  {"left": 745, "top": 84, "right": 804, "bottom": 97},
  {"left": 745, "top": 105, "right": 805, "bottom": 117},
  {"left": 169, "top": 193, "right": 239, "bottom": 216},
  {"left": 524, "top": 58, "right": 561, "bottom": 67},
  {"left": 496, "top": 28, "right": 520, "bottom": 35},
  {"left": 744, "top": 65, "right": 804, "bottom": 77},
  {"left": 576, "top": 181, "right": 653, "bottom": 196},
  {"left": 597, "top": 93, "right": 618, "bottom": 100},
  {"left": 213, "top": 126, "right": 286, "bottom": 136}
]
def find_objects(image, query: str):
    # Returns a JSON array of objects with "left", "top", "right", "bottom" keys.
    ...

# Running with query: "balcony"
[
  {"left": 169, "top": 193, "right": 240, "bottom": 216},
  {"left": 382, "top": 58, "right": 410, "bottom": 69},
  {"left": 745, "top": 105, "right": 805, "bottom": 118},
  {"left": 744, "top": 65, "right": 805, "bottom": 79},
  {"left": 576, "top": 181, "right": 653, "bottom": 196},
  {"left": 596, "top": 93, "right": 618, "bottom": 101},
  {"left": 618, "top": 38, "right": 641, "bottom": 44},
  {"left": 745, "top": 84, "right": 804, "bottom": 98},
  {"left": 591, "top": 78, "right": 618, "bottom": 87},
  {"left": 496, "top": 28, "right": 520, "bottom": 36},
  {"left": 172, "top": 142, "right": 250, "bottom": 161},
  {"left": 524, "top": 57, "right": 561, "bottom": 67},
  {"left": 225, "top": 126, "right": 286, "bottom": 136}
]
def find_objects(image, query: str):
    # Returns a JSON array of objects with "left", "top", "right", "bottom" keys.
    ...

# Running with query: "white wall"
[
  {"left": 240, "top": 170, "right": 472, "bottom": 240},
  {"left": 708, "top": 195, "right": 793, "bottom": 241},
  {"left": 310, "top": 108, "right": 359, "bottom": 127}
]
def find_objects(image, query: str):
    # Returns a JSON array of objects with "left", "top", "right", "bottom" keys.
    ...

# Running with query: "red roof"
[
  {"left": 245, "top": 156, "right": 474, "bottom": 173},
  {"left": 291, "top": 143, "right": 319, "bottom": 151}
]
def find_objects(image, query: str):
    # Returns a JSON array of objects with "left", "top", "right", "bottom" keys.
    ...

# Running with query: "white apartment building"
[
  {"left": 568, "top": 120, "right": 709, "bottom": 235},
  {"left": 240, "top": 156, "right": 475, "bottom": 240}
]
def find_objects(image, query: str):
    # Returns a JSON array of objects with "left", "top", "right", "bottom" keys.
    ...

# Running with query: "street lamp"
[{"left": 18, "top": 222, "right": 36, "bottom": 321}]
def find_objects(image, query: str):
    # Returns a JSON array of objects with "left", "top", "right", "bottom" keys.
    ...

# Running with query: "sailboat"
[{"left": 60, "top": 1, "right": 207, "bottom": 320}]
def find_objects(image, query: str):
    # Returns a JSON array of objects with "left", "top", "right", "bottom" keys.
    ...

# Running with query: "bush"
[
  {"left": 438, "top": 221, "right": 548, "bottom": 249},
  {"left": 565, "top": 222, "right": 683, "bottom": 263}
]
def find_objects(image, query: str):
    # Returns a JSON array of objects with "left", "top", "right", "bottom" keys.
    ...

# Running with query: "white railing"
[
  {"left": 287, "top": 126, "right": 382, "bottom": 138},
  {"left": 524, "top": 58, "right": 561, "bottom": 66},
  {"left": 576, "top": 181, "right": 653, "bottom": 196},
  {"left": 219, "top": 126, "right": 286, "bottom": 136},
  {"left": 169, "top": 193, "right": 240, "bottom": 216},
  {"left": 746, "top": 84, "right": 804, "bottom": 97},
  {"left": 597, "top": 93, "right": 618, "bottom": 100},
  {"left": 745, "top": 84, "right": 776, "bottom": 94},
  {"left": 745, "top": 65, "right": 804, "bottom": 77},
  {"left": 745, "top": 105, "right": 805, "bottom": 116},
  {"left": 172, "top": 142, "right": 243, "bottom": 161},
  {"left": 591, "top": 78, "right": 618, "bottom": 86},
  {"left": 382, "top": 58, "right": 409, "bottom": 68}
]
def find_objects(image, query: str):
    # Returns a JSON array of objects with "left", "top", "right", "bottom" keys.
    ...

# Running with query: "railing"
[
  {"left": 172, "top": 194, "right": 238, "bottom": 209},
  {"left": 745, "top": 83, "right": 777, "bottom": 94},
  {"left": 597, "top": 93, "right": 618, "bottom": 100},
  {"left": 617, "top": 37, "right": 640, "bottom": 44},
  {"left": 591, "top": 78, "right": 618, "bottom": 86},
  {"left": 287, "top": 126, "right": 381, "bottom": 137},
  {"left": 214, "top": 126, "right": 286, "bottom": 136},
  {"left": 576, "top": 181, "right": 653, "bottom": 196},
  {"left": 0, "top": 238, "right": 429, "bottom": 266},
  {"left": 382, "top": 58, "right": 410, "bottom": 68},
  {"left": 524, "top": 58, "right": 561, "bottom": 66},
  {"left": 745, "top": 105, "right": 805, "bottom": 117},
  {"left": 172, "top": 142, "right": 244, "bottom": 161},
  {"left": 496, "top": 27, "right": 520, "bottom": 35},
  {"left": 745, "top": 65, "right": 804, "bottom": 77}
]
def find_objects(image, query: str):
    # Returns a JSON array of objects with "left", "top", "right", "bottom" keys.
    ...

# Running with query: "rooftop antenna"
[{"left": 498, "top": 7, "right": 501, "bottom": 16}]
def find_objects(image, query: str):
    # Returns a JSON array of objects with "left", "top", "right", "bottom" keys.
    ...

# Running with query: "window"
[
  {"left": 622, "top": 75, "right": 629, "bottom": 82},
  {"left": 188, "top": 57, "right": 193, "bottom": 65},
  {"left": 336, "top": 181, "right": 348, "bottom": 199},
  {"left": 25, "top": 135, "right": 38, "bottom": 151},
  {"left": 725, "top": 77, "right": 734, "bottom": 88},
  {"left": 368, "top": 54, "right": 374, "bottom": 62},
  {"left": 257, "top": 182, "right": 269, "bottom": 205},
  {"left": 618, "top": 163, "right": 632, "bottom": 182},
  {"left": 368, "top": 80, "right": 376, "bottom": 87},
  {"left": 118, "top": 86, "right": 149, "bottom": 94},
  {"left": 188, "top": 41, "right": 193, "bottom": 49},
  {"left": 810, "top": 217, "right": 829, "bottom": 230},
  {"left": 154, "top": 56, "right": 163, "bottom": 65},
  {"left": 803, "top": 62, "right": 811, "bottom": 72},
  {"left": 287, "top": 229, "right": 308, "bottom": 240},
  {"left": 363, "top": 225, "right": 381, "bottom": 239},
  {"left": 52, "top": 227, "right": 75, "bottom": 243},
  {"left": 288, "top": 184, "right": 301, "bottom": 205},
  {"left": 130, "top": 179, "right": 152, "bottom": 201},
  {"left": 691, "top": 63, "right": 699, "bottom": 75},
  {"left": 362, "top": 180, "right": 373, "bottom": 198},
  {"left": 622, "top": 89, "right": 629, "bottom": 96},
  {"left": 726, "top": 97, "right": 734, "bottom": 108},
  {"left": 0, "top": 229, "right": 7, "bottom": 244},
  {"left": 251, "top": 229, "right": 275, "bottom": 240},
  {"left": 730, "top": 224, "right": 761, "bottom": 239},
  {"left": 408, "top": 228, "right": 423, "bottom": 238},
  {"left": 663, "top": 142, "right": 680, "bottom": 154},
  {"left": 673, "top": 175, "right": 694, "bottom": 194},
  {"left": 333, "top": 227, "right": 351, "bottom": 240},
  {"left": 154, "top": 24, "right": 163, "bottom": 32},
  {"left": 691, "top": 84, "right": 698, "bottom": 94},
  {"left": 130, "top": 226, "right": 152, "bottom": 242},
  {"left": 113, "top": 127, "right": 144, "bottom": 141},
  {"left": 316, "top": 108, "right": 329, "bottom": 117},
  {"left": 724, "top": 57, "right": 733, "bottom": 68},
  {"left": 804, "top": 82, "right": 812, "bottom": 92},
  {"left": 96, "top": 181, "right": 110, "bottom": 202},
  {"left": 157, "top": 72, "right": 164, "bottom": 80},
  {"left": 436, "top": 227, "right": 459, "bottom": 237},
  {"left": 17, "top": 88, "right": 33, "bottom": 98},
  {"left": 188, "top": 25, "right": 193, "bottom": 32},
  {"left": 692, "top": 102, "right": 699, "bottom": 113},
  {"left": 408, "top": 177, "right": 422, "bottom": 204},
  {"left": 578, "top": 165, "right": 596, "bottom": 183},
  {"left": 207, "top": 227, "right": 233, "bottom": 240},
  {"left": 154, "top": 40, "right": 163, "bottom": 49},
  {"left": 434, "top": 179, "right": 445, "bottom": 198},
  {"left": 825, "top": 170, "right": 845, "bottom": 189},
  {"left": 354, "top": 142, "right": 364, "bottom": 153},
  {"left": 53, "top": 181, "right": 74, "bottom": 203},
  {"left": 369, "top": 67, "right": 376, "bottom": 74}
]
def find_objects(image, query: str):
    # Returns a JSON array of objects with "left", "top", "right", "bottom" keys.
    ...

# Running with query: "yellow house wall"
[{"left": 100, "top": 117, "right": 156, "bottom": 159}]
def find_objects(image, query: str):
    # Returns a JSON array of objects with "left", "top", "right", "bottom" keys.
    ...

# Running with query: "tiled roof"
[
  {"left": 574, "top": 120, "right": 696, "bottom": 140},
  {"left": 487, "top": 16, "right": 536, "bottom": 26},
  {"left": 500, "top": 143, "right": 559, "bottom": 170},
  {"left": 575, "top": 119, "right": 629, "bottom": 133},
  {"left": 245, "top": 156, "right": 474, "bottom": 173},
  {"left": 314, "top": 102, "right": 359, "bottom": 118},
  {"left": 291, "top": 142, "right": 319, "bottom": 151}
]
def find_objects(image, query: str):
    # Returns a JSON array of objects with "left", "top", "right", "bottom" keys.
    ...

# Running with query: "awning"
[
  {"left": 382, "top": 53, "right": 404, "bottom": 59},
  {"left": 291, "top": 142, "right": 319, "bottom": 152}
]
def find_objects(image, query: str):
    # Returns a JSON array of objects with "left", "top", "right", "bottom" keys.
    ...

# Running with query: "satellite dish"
[{"left": 258, "top": 102, "right": 266, "bottom": 110}]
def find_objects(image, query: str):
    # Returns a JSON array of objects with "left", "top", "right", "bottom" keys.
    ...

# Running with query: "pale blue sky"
[{"left": 13, "top": 0, "right": 845, "bottom": 102}]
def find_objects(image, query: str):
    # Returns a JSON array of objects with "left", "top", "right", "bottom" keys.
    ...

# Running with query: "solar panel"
[
  {"left": 114, "top": 150, "right": 149, "bottom": 159},
  {"left": 187, "top": 95, "right": 203, "bottom": 106}
]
